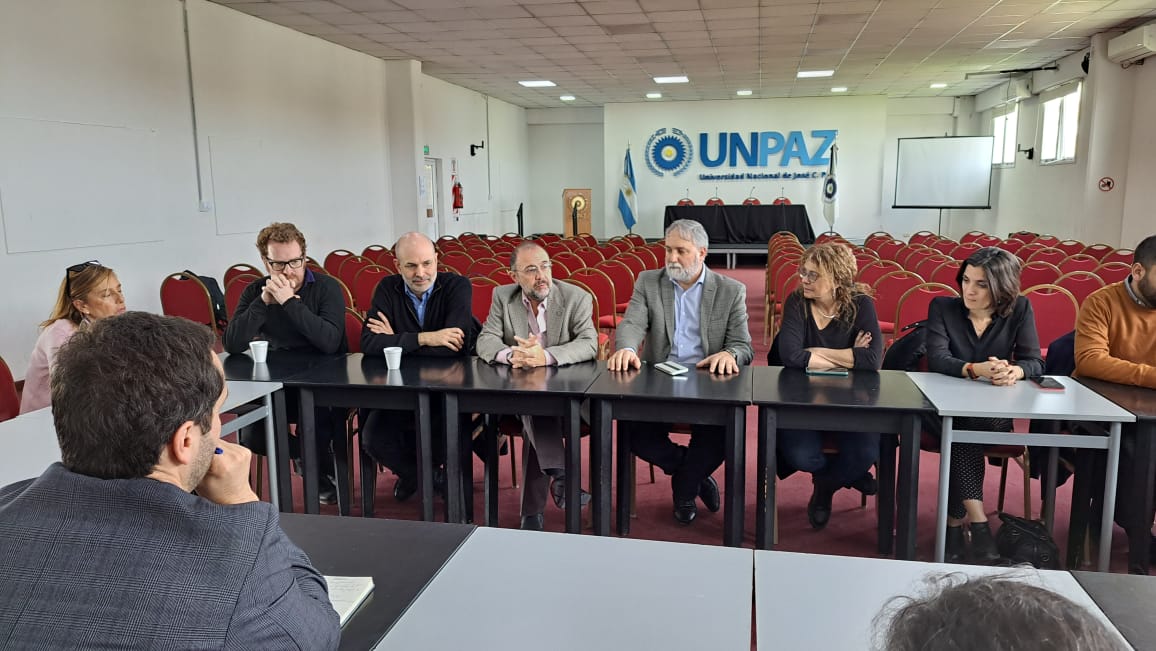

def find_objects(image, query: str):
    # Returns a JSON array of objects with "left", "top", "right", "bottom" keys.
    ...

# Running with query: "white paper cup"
[
  {"left": 249, "top": 340, "right": 269, "bottom": 364},
  {"left": 384, "top": 346, "right": 403, "bottom": 370}
]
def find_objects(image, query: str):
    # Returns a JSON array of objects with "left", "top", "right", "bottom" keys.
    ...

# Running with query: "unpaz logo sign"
[{"left": 644, "top": 127, "right": 838, "bottom": 179}]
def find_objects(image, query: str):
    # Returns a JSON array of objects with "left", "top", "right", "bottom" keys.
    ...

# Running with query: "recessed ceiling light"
[
  {"left": 560, "top": 95, "right": 576, "bottom": 101},
  {"left": 930, "top": 83, "right": 948, "bottom": 89},
  {"left": 797, "top": 70, "right": 835, "bottom": 78},
  {"left": 646, "top": 92, "right": 662, "bottom": 99},
  {"left": 736, "top": 89, "right": 753, "bottom": 96},
  {"left": 831, "top": 87, "right": 848, "bottom": 93},
  {"left": 518, "top": 80, "right": 556, "bottom": 88},
  {"left": 654, "top": 75, "right": 689, "bottom": 84}
]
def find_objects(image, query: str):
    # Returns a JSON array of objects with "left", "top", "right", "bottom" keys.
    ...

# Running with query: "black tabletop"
[
  {"left": 1077, "top": 377, "right": 1156, "bottom": 421},
  {"left": 751, "top": 367, "right": 935, "bottom": 413},
  {"left": 1072, "top": 570, "right": 1156, "bottom": 651},
  {"left": 664, "top": 204, "right": 815, "bottom": 245},
  {"left": 221, "top": 351, "right": 344, "bottom": 383},
  {"left": 280, "top": 513, "right": 474, "bottom": 651},
  {"left": 585, "top": 365, "right": 753, "bottom": 404},
  {"left": 453, "top": 358, "right": 603, "bottom": 395},
  {"left": 282, "top": 353, "right": 468, "bottom": 389}
]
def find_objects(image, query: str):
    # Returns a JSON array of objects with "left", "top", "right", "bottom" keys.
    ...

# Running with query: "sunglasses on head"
[{"left": 65, "top": 260, "right": 101, "bottom": 298}]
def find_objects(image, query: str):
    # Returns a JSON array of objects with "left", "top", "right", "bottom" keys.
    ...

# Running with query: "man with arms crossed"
[
  {"left": 607, "top": 219, "right": 753, "bottom": 524},
  {"left": 360, "top": 231, "right": 476, "bottom": 501},
  {"left": 0, "top": 312, "right": 340, "bottom": 649},
  {"left": 1075, "top": 234, "right": 1156, "bottom": 572},
  {"left": 476, "top": 241, "right": 598, "bottom": 530},
  {"left": 225, "top": 221, "right": 347, "bottom": 504}
]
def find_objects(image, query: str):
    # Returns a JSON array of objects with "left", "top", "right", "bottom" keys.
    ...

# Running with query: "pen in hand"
[{"left": 215, "top": 447, "right": 224, "bottom": 455}]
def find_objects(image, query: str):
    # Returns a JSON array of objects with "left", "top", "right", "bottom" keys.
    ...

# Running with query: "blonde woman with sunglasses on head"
[{"left": 20, "top": 261, "right": 125, "bottom": 414}]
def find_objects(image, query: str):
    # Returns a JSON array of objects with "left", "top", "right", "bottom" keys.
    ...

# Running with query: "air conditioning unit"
[
  {"left": 1108, "top": 23, "right": 1156, "bottom": 65},
  {"left": 1009, "top": 76, "right": 1032, "bottom": 101}
]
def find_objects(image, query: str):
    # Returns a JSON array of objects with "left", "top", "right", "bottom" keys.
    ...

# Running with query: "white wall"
[
  {"left": 526, "top": 108, "right": 604, "bottom": 237},
  {"left": 1120, "top": 56, "right": 1156, "bottom": 248}
]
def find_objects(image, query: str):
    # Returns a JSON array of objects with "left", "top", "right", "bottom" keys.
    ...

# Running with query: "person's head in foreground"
[
  {"left": 875, "top": 573, "right": 1125, "bottom": 651},
  {"left": 1130, "top": 234, "right": 1156, "bottom": 307}
]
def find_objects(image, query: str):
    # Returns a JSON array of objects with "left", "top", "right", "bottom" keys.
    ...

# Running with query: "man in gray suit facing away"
[
  {"left": 476, "top": 241, "right": 599, "bottom": 530},
  {"left": 0, "top": 312, "right": 340, "bottom": 650},
  {"left": 607, "top": 219, "right": 753, "bottom": 525}
]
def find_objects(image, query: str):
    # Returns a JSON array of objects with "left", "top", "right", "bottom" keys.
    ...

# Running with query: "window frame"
[
  {"left": 991, "top": 102, "right": 1019, "bottom": 168},
  {"left": 1038, "top": 81, "right": 1082, "bottom": 166}
]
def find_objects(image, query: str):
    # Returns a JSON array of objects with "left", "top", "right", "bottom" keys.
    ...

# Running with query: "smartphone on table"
[
  {"left": 806, "top": 367, "right": 849, "bottom": 377},
  {"left": 1029, "top": 376, "right": 1065, "bottom": 391}
]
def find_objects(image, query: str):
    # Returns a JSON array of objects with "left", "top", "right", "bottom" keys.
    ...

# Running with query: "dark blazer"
[
  {"left": 0, "top": 463, "right": 340, "bottom": 650},
  {"left": 926, "top": 295, "right": 1044, "bottom": 378},
  {"left": 360, "top": 272, "right": 476, "bottom": 357},
  {"left": 224, "top": 271, "right": 347, "bottom": 354}
]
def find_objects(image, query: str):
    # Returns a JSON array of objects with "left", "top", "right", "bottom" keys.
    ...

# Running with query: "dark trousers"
[
  {"left": 625, "top": 420, "right": 725, "bottom": 502},
  {"left": 240, "top": 404, "right": 337, "bottom": 473},
  {"left": 360, "top": 404, "right": 474, "bottom": 482},
  {"left": 778, "top": 429, "right": 879, "bottom": 487}
]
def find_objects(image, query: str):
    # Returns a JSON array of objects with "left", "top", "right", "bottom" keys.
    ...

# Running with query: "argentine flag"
[{"left": 618, "top": 147, "right": 638, "bottom": 231}]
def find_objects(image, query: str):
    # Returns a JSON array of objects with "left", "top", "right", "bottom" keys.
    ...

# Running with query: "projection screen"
[{"left": 893, "top": 136, "right": 995, "bottom": 209}]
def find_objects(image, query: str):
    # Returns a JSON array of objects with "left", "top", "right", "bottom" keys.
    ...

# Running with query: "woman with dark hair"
[
  {"left": 775, "top": 242, "right": 883, "bottom": 530},
  {"left": 20, "top": 261, "right": 126, "bottom": 414},
  {"left": 926, "top": 247, "right": 1043, "bottom": 563}
]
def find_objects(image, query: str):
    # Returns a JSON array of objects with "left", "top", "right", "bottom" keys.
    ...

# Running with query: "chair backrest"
[
  {"left": 624, "top": 233, "right": 647, "bottom": 247},
  {"left": 489, "top": 240, "right": 515, "bottom": 256},
  {"left": 606, "top": 238, "right": 633, "bottom": 254},
  {"left": 872, "top": 271, "right": 923, "bottom": 325},
  {"left": 629, "top": 246, "right": 660, "bottom": 270},
  {"left": 465, "top": 245, "right": 494, "bottom": 260},
  {"left": 814, "top": 232, "right": 844, "bottom": 245},
  {"left": 1054, "top": 240, "right": 1085, "bottom": 257},
  {"left": 613, "top": 252, "right": 646, "bottom": 278},
  {"left": 875, "top": 239, "right": 906, "bottom": 262},
  {"left": 323, "top": 249, "right": 356, "bottom": 275},
  {"left": 353, "top": 265, "right": 389, "bottom": 313},
  {"left": 536, "top": 233, "right": 563, "bottom": 244},
  {"left": 547, "top": 259, "right": 570, "bottom": 280},
  {"left": 1020, "top": 261, "right": 1062, "bottom": 288},
  {"left": 1058, "top": 254, "right": 1100, "bottom": 275},
  {"left": 1081, "top": 243, "right": 1114, "bottom": 260},
  {"left": 569, "top": 268, "right": 617, "bottom": 321},
  {"left": 1102, "top": 248, "right": 1135, "bottom": 266},
  {"left": 894, "top": 283, "right": 959, "bottom": 334},
  {"left": 361, "top": 245, "right": 390, "bottom": 264},
  {"left": 901, "top": 246, "right": 937, "bottom": 270},
  {"left": 374, "top": 251, "right": 398, "bottom": 273},
  {"left": 907, "top": 231, "right": 938, "bottom": 245},
  {"left": 1055, "top": 271, "right": 1106, "bottom": 305},
  {"left": 560, "top": 238, "right": 584, "bottom": 251},
  {"left": 345, "top": 308, "right": 364, "bottom": 354},
  {"left": 645, "top": 243, "right": 666, "bottom": 264},
  {"left": 332, "top": 276, "right": 354, "bottom": 309},
  {"left": 1094, "top": 261, "right": 1132, "bottom": 284},
  {"left": 995, "top": 239, "right": 1025, "bottom": 256},
  {"left": 1021, "top": 284, "right": 1079, "bottom": 350},
  {"left": 914, "top": 254, "right": 952, "bottom": 281},
  {"left": 0, "top": 355, "right": 21, "bottom": 423},
  {"left": 974, "top": 235, "right": 1001, "bottom": 247},
  {"left": 959, "top": 230, "right": 987, "bottom": 245},
  {"left": 573, "top": 247, "right": 605, "bottom": 267},
  {"left": 929, "top": 260, "right": 959, "bottom": 287},
  {"left": 224, "top": 263, "right": 262, "bottom": 288},
  {"left": 337, "top": 255, "right": 372, "bottom": 291},
  {"left": 225, "top": 273, "right": 261, "bottom": 319},
  {"left": 855, "top": 259, "right": 902, "bottom": 286},
  {"left": 854, "top": 251, "right": 881, "bottom": 272},
  {"left": 437, "top": 239, "right": 467, "bottom": 254},
  {"left": 469, "top": 276, "right": 500, "bottom": 323},
  {"left": 306, "top": 257, "right": 327, "bottom": 276},
  {"left": 863, "top": 231, "right": 892, "bottom": 248},
  {"left": 577, "top": 233, "right": 598, "bottom": 248},
  {"left": 949, "top": 242, "right": 982, "bottom": 260},
  {"left": 554, "top": 251, "right": 586, "bottom": 272},
  {"left": 467, "top": 257, "right": 504, "bottom": 278},
  {"left": 1016, "top": 242, "right": 1047, "bottom": 262},
  {"left": 930, "top": 238, "right": 958, "bottom": 255},
  {"left": 1026, "top": 247, "right": 1067, "bottom": 267},
  {"left": 561, "top": 279, "right": 601, "bottom": 332},
  {"left": 1033, "top": 235, "right": 1060, "bottom": 248},
  {"left": 440, "top": 251, "right": 473, "bottom": 274},
  {"left": 160, "top": 273, "right": 219, "bottom": 334},
  {"left": 596, "top": 259, "right": 635, "bottom": 309}
]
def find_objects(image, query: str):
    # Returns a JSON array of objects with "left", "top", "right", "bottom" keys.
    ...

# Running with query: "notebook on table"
[{"left": 324, "top": 575, "right": 375, "bottom": 626}]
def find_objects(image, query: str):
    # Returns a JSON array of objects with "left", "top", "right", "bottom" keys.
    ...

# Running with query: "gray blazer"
[
  {"left": 0, "top": 463, "right": 341, "bottom": 650},
  {"left": 615, "top": 266, "right": 753, "bottom": 365},
  {"left": 475, "top": 280, "right": 599, "bottom": 366}
]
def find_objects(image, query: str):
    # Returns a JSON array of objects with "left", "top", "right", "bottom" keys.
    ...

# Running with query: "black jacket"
[
  {"left": 223, "top": 272, "right": 347, "bottom": 354},
  {"left": 360, "top": 272, "right": 476, "bottom": 357}
]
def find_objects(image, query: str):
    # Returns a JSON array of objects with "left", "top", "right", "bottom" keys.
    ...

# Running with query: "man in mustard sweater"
[{"left": 1075, "top": 234, "right": 1156, "bottom": 573}]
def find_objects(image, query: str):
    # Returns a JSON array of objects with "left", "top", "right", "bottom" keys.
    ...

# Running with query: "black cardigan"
[
  {"left": 925, "top": 296, "right": 1044, "bottom": 378},
  {"left": 359, "top": 272, "right": 476, "bottom": 357},
  {"left": 223, "top": 272, "right": 347, "bottom": 354},
  {"left": 777, "top": 292, "right": 883, "bottom": 370}
]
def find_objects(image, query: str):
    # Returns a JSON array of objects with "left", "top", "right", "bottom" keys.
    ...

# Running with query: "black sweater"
[
  {"left": 360, "top": 273, "right": 475, "bottom": 357},
  {"left": 926, "top": 296, "right": 1044, "bottom": 378},
  {"left": 223, "top": 273, "right": 347, "bottom": 354},
  {"left": 778, "top": 291, "right": 883, "bottom": 370}
]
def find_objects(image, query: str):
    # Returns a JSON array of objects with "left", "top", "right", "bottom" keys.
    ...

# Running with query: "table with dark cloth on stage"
[{"left": 663, "top": 204, "right": 815, "bottom": 245}]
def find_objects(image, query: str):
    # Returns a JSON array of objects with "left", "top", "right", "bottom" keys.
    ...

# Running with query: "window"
[
  {"left": 1039, "top": 82, "right": 1081, "bottom": 164},
  {"left": 991, "top": 103, "right": 1018, "bottom": 166}
]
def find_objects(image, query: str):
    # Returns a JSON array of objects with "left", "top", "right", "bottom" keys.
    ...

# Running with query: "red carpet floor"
[{"left": 285, "top": 263, "right": 1138, "bottom": 573}]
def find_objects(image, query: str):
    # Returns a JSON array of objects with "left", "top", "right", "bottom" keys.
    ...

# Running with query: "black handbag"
[{"left": 996, "top": 512, "right": 1061, "bottom": 569}]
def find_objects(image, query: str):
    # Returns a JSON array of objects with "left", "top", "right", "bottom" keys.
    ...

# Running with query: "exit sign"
[{"left": 423, "top": 145, "right": 429, "bottom": 155}]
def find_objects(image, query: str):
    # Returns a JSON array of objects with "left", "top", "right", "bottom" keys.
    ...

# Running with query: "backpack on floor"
[{"left": 996, "top": 512, "right": 1061, "bottom": 569}]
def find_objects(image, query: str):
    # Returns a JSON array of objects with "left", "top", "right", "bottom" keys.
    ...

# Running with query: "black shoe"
[
  {"left": 549, "top": 476, "right": 592, "bottom": 509},
  {"left": 520, "top": 514, "right": 544, "bottom": 531},
  {"left": 698, "top": 476, "right": 721, "bottom": 513},
  {"left": 292, "top": 458, "right": 304, "bottom": 477},
  {"left": 969, "top": 521, "right": 1001, "bottom": 564},
  {"left": 393, "top": 476, "right": 417, "bottom": 502},
  {"left": 849, "top": 472, "right": 878, "bottom": 496},
  {"left": 433, "top": 467, "right": 447, "bottom": 500},
  {"left": 673, "top": 499, "right": 697, "bottom": 525},
  {"left": 945, "top": 525, "right": 966, "bottom": 563},
  {"left": 318, "top": 475, "right": 337, "bottom": 505},
  {"left": 807, "top": 478, "right": 835, "bottom": 530}
]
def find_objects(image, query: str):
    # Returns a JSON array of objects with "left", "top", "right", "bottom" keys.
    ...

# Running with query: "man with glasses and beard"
[
  {"left": 607, "top": 219, "right": 753, "bottom": 525},
  {"left": 1075, "top": 234, "right": 1156, "bottom": 572},
  {"left": 224, "top": 222, "right": 347, "bottom": 504}
]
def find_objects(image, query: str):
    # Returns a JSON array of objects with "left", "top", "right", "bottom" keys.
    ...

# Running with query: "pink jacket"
[{"left": 19, "top": 319, "right": 77, "bottom": 414}]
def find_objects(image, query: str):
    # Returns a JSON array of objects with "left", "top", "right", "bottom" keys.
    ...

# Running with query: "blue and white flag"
[
  {"left": 821, "top": 142, "right": 838, "bottom": 230},
  {"left": 618, "top": 147, "right": 638, "bottom": 232}
]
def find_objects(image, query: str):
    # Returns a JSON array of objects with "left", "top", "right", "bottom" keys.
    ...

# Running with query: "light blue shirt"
[
  {"left": 668, "top": 268, "right": 706, "bottom": 364},
  {"left": 404, "top": 275, "right": 437, "bottom": 326}
]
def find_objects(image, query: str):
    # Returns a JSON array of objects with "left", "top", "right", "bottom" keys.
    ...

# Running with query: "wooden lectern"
[{"left": 562, "top": 189, "right": 591, "bottom": 237}]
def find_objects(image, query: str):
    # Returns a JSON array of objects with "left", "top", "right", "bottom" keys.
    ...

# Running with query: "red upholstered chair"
[
  {"left": 344, "top": 308, "right": 364, "bottom": 354},
  {"left": 949, "top": 242, "right": 982, "bottom": 260},
  {"left": 855, "top": 259, "right": 902, "bottom": 287},
  {"left": 606, "top": 238, "right": 632, "bottom": 254},
  {"left": 542, "top": 241, "right": 570, "bottom": 258},
  {"left": 489, "top": 240, "right": 515, "bottom": 257},
  {"left": 500, "top": 233, "right": 523, "bottom": 244},
  {"left": 440, "top": 251, "right": 473, "bottom": 274},
  {"left": 624, "top": 233, "right": 647, "bottom": 247},
  {"left": 1054, "top": 240, "right": 1086, "bottom": 257},
  {"left": 1056, "top": 271, "right": 1105, "bottom": 305},
  {"left": 893, "top": 283, "right": 959, "bottom": 341},
  {"left": 160, "top": 272, "right": 221, "bottom": 336},
  {"left": 1016, "top": 242, "right": 1047, "bottom": 262},
  {"left": 1027, "top": 247, "right": 1068, "bottom": 267},
  {"left": 875, "top": 239, "right": 906, "bottom": 262},
  {"left": 645, "top": 243, "right": 665, "bottom": 264},
  {"left": 337, "top": 256, "right": 372, "bottom": 292},
  {"left": 931, "top": 238, "right": 958, "bottom": 255},
  {"left": 578, "top": 233, "right": 598, "bottom": 248},
  {"left": 975, "top": 235, "right": 1002, "bottom": 247},
  {"left": 930, "top": 260, "right": 959, "bottom": 287},
  {"left": 560, "top": 238, "right": 584, "bottom": 251},
  {"left": 331, "top": 276, "right": 355, "bottom": 309},
  {"left": 1033, "top": 235, "right": 1061, "bottom": 248},
  {"left": 855, "top": 250, "right": 881, "bottom": 271},
  {"left": 562, "top": 279, "right": 611, "bottom": 360},
  {"left": 224, "top": 263, "right": 262, "bottom": 288},
  {"left": 1058, "top": 254, "right": 1101, "bottom": 275},
  {"left": 437, "top": 239, "right": 467, "bottom": 254},
  {"left": 361, "top": 245, "right": 390, "bottom": 264},
  {"left": 225, "top": 273, "right": 261, "bottom": 319},
  {"left": 872, "top": 271, "right": 923, "bottom": 338},
  {"left": 467, "top": 258, "right": 504, "bottom": 278},
  {"left": 573, "top": 247, "right": 605, "bottom": 267},
  {"left": 1009, "top": 231, "right": 1038, "bottom": 244},
  {"left": 1094, "top": 261, "right": 1132, "bottom": 284},
  {"left": 1082, "top": 243, "right": 1114, "bottom": 260},
  {"left": 597, "top": 259, "right": 635, "bottom": 313},
  {"left": 570, "top": 268, "right": 620, "bottom": 332},
  {"left": 458, "top": 232, "right": 482, "bottom": 244},
  {"left": 537, "top": 233, "right": 563, "bottom": 244},
  {"left": 374, "top": 252, "right": 398, "bottom": 274},
  {"left": 1021, "top": 285, "right": 1079, "bottom": 354},
  {"left": 0, "top": 355, "right": 21, "bottom": 423},
  {"left": 613, "top": 252, "right": 646, "bottom": 278},
  {"left": 995, "top": 239, "right": 1025, "bottom": 256},
  {"left": 1020, "top": 261, "right": 1062, "bottom": 288},
  {"left": 907, "top": 231, "right": 937, "bottom": 246},
  {"left": 306, "top": 259, "right": 327, "bottom": 276},
  {"left": 914, "top": 255, "right": 952, "bottom": 282},
  {"left": 547, "top": 259, "right": 570, "bottom": 280},
  {"left": 767, "top": 264, "right": 801, "bottom": 342},
  {"left": 814, "top": 232, "right": 844, "bottom": 245},
  {"left": 864, "top": 231, "right": 893, "bottom": 250},
  {"left": 901, "top": 246, "right": 937, "bottom": 270},
  {"left": 470, "top": 276, "right": 501, "bottom": 324},
  {"left": 353, "top": 265, "right": 389, "bottom": 313},
  {"left": 554, "top": 251, "right": 586, "bottom": 272},
  {"left": 323, "top": 250, "right": 356, "bottom": 276},
  {"left": 465, "top": 245, "right": 494, "bottom": 260},
  {"left": 1102, "top": 248, "right": 1135, "bottom": 266},
  {"left": 960, "top": 230, "right": 987, "bottom": 244}
]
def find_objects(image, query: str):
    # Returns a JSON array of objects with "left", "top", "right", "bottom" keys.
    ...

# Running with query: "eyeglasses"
[
  {"left": 798, "top": 270, "right": 822, "bottom": 283},
  {"left": 266, "top": 256, "right": 306, "bottom": 272},
  {"left": 65, "top": 260, "right": 101, "bottom": 298},
  {"left": 514, "top": 261, "right": 553, "bottom": 276}
]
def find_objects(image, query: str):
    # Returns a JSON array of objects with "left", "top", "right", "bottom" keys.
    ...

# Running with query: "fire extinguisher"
[{"left": 451, "top": 175, "right": 464, "bottom": 216}]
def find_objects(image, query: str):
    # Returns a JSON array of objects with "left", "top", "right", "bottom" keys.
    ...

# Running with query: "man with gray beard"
[{"left": 608, "top": 219, "right": 753, "bottom": 525}]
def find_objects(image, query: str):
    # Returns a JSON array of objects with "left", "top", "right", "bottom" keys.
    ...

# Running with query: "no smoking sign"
[{"left": 1099, "top": 177, "right": 1115, "bottom": 192}]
